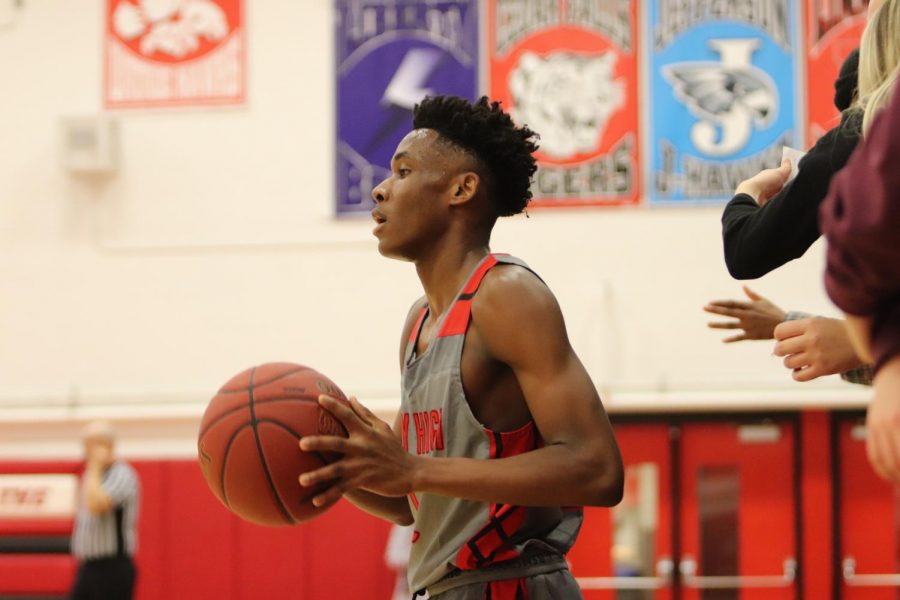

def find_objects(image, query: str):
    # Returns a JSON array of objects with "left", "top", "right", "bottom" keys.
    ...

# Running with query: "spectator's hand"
[
  {"left": 704, "top": 286, "right": 786, "bottom": 343},
  {"left": 866, "top": 356, "right": 900, "bottom": 482},
  {"left": 773, "top": 317, "right": 866, "bottom": 382},
  {"left": 735, "top": 159, "right": 792, "bottom": 206}
]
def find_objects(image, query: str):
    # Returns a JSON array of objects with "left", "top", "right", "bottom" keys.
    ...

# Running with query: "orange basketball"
[{"left": 197, "top": 362, "right": 349, "bottom": 526}]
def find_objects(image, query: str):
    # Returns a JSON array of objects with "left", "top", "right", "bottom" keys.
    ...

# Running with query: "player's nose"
[{"left": 371, "top": 178, "right": 389, "bottom": 203}]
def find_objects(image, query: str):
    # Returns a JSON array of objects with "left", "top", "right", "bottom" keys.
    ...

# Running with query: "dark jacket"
[{"left": 721, "top": 49, "right": 860, "bottom": 280}]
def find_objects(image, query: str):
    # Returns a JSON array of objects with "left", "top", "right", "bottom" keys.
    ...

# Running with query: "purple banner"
[{"left": 335, "top": 0, "right": 479, "bottom": 215}]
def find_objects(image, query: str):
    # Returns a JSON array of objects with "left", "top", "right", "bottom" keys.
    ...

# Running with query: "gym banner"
[
  {"left": 335, "top": 0, "right": 479, "bottom": 215},
  {"left": 488, "top": 0, "right": 640, "bottom": 207},
  {"left": 104, "top": 0, "right": 245, "bottom": 109},
  {"left": 0, "top": 474, "right": 77, "bottom": 519},
  {"left": 647, "top": 0, "right": 801, "bottom": 204},
  {"left": 805, "top": 1, "right": 866, "bottom": 144}
]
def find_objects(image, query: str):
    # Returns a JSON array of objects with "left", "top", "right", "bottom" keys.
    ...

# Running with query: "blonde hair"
[{"left": 856, "top": 0, "right": 900, "bottom": 135}]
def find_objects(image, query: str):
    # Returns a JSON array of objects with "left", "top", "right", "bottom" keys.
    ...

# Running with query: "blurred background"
[{"left": 0, "top": 1, "right": 893, "bottom": 599}]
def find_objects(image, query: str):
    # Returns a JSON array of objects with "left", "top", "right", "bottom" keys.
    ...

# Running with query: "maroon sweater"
[{"left": 820, "top": 85, "right": 900, "bottom": 372}]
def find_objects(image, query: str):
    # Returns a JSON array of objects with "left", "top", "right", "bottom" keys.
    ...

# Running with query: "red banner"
[
  {"left": 805, "top": 0, "right": 866, "bottom": 144},
  {"left": 488, "top": 0, "right": 640, "bottom": 207},
  {"left": 104, "top": 0, "right": 245, "bottom": 109}
]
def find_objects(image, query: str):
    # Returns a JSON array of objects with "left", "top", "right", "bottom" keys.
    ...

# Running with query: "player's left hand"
[
  {"left": 866, "top": 357, "right": 900, "bottom": 482},
  {"left": 773, "top": 317, "right": 865, "bottom": 382},
  {"left": 298, "top": 395, "right": 418, "bottom": 508}
]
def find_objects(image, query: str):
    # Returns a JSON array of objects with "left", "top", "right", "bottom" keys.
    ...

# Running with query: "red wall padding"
[{"left": 0, "top": 460, "right": 396, "bottom": 600}]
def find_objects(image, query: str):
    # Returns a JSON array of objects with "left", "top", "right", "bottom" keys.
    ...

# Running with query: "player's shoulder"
[{"left": 474, "top": 262, "right": 560, "bottom": 322}]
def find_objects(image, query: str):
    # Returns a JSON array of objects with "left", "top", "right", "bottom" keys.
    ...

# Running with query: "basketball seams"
[
  {"left": 218, "top": 422, "right": 254, "bottom": 510},
  {"left": 198, "top": 396, "right": 321, "bottom": 439},
  {"left": 247, "top": 367, "right": 297, "bottom": 526},
  {"left": 217, "top": 366, "right": 312, "bottom": 393},
  {"left": 254, "top": 418, "right": 334, "bottom": 506}
]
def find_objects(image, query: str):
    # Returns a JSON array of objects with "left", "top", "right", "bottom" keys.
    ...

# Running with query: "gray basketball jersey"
[{"left": 400, "top": 254, "right": 583, "bottom": 594}]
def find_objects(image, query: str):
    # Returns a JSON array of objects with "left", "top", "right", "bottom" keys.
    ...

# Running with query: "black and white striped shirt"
[{"left": 71, "top": 461, "right": 140, "bottom": 561}]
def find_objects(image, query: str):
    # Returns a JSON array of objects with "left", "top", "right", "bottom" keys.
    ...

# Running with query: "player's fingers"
[
  {"left": 349, "top": 396, "right": 378, "bottom": 426},
  {"left": 319, "top": 394, "right": 366, "bottom": 432},
  {"left": 707, "top": 321, "right": 740, "bottom": 329},
  {"left": 723, "top": 333, "right": 747, "bottom": 343},
  {"left": 299, "top": 435, "right": 356, "bottom": 455},
  {"left": 310, "top": 489, "right": 343, "bottom": 510},
  {"left": 310, "top": 482, "right": 348, "bottom": 508},
  {"left": 298, "top": 461, "right": 343, "bottom": 488}
]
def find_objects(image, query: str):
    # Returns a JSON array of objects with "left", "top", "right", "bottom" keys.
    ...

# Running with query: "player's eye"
[{"left": 398, "top": 168, "right": 411, "bottom": 178}]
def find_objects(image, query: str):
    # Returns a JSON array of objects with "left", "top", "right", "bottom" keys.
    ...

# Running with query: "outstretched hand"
[
  {"left": 735, "top": 159, "right": 792, "bottom": 206},
  {"left": 704, "top": 286, "right": 786, "bottom": 343},
  {"left": 299, "top": 395, "right": 416, "bottom": 509},
  {"left": 773, "top": 317, "right": 865, "bottom": 382}
]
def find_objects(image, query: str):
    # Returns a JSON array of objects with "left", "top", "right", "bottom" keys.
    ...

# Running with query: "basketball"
[{"left": 197, "top": 362, "right": 350, "bottom": 526}]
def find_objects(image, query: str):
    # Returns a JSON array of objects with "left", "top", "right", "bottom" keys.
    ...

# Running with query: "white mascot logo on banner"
[
  {"left": 663, "top": 38, "right": 777, "bottom": 157},
  {"left": 113, "top": 0, "right": 228, "bottom": 58},
  {"left": 508, "top": 51, "right": 625, "bottom": 159}
]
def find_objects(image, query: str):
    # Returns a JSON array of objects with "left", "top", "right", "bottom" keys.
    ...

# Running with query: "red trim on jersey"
[
  {"left": 437, "top": 254, "right": 500, "bottom": 338},
  {"left": 408, "top": 307, "right": 428, "bottom": 344},
  {"left": 409, "top": 492, "right": 419, "bottom": 510},
  {"left": 455, "top": 421, "right": 541, "bottom": 570}
]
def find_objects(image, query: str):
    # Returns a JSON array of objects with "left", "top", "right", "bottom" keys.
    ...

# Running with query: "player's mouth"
[{"left": 371, "top": 210, "right": 387, "bottom": 235}]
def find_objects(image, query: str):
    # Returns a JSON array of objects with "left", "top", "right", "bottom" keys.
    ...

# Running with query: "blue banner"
[
  {"left": 646, "top": 1, "right": 801, "bottom": 204},
  {"left": 335, "top": 0, "right": 479, "bottom": 214}
]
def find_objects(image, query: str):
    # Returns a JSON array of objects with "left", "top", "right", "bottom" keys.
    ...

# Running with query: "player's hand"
[
  {"left": 866, "top": 357, "right": 900, "bottom": 482},
  {"left": 298, "top": 395, "right": 418, "bottom": 509},
  {"left": 735, "top": 159, "right": 791, "bottom": 207},
  {"left": 773, "top": 317, "right": 865, "bottom": 382},
  {"left": 704, "top": 286, "right": 786, "bottom": 343}
]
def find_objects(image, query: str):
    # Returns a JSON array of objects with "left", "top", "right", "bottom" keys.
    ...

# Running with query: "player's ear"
[{"left": 448, "top": 172, "right": 480, "bottom": 207}]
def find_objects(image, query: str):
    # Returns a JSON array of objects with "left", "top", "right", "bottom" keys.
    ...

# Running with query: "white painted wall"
[{"left": 0, "top": 1, "right": 867, "bottom": 457}]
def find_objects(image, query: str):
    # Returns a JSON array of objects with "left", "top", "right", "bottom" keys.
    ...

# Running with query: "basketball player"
[
  {"left": 299, "top": 96, "right": 624, "bottom": 599},
  {"left": 70, "top": 420, "right": 140, "bottom": 600}
]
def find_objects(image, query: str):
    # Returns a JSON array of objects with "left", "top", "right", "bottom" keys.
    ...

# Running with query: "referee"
[{"left": 69, "top": 420, "right": 140, "bottom": 600}]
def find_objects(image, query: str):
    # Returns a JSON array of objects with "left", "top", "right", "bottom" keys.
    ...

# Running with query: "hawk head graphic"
[{"left": 662, "top": 63, "right": 778, "bottom": 128}]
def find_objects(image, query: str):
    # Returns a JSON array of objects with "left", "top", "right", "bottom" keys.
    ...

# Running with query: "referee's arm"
[
  {"left": 84, "top": 465, "right": 114, "bottom": 514},
  {"left": 84, "top": 463, "right": 135, "bottom": 514}
]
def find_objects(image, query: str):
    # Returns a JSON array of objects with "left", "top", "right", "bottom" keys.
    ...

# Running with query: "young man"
[{"left": 299, "top": 96, "right": 624, "bottom": 598}]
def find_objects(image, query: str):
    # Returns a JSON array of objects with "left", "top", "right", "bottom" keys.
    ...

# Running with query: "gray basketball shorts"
[{"left": 429, "top": 568, "right": 583, "bottom": 600}]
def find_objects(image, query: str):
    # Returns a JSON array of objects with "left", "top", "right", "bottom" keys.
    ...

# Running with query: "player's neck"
[{"left": 415, "top": 242, "right": 490, "bottom": 318}]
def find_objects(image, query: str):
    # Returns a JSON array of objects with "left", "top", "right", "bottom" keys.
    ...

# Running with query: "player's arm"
[
  {"left": 411, "top": 269, "right": 624, "bottom": 507},
  {"left": 328, "top": 300, "right": 425, "bottom": 525},
  {"left": 339, "top": 408, "right": 413, "bottom": 525},
  {"left": 300, "top": 276, "right": 623, "bottom": 508}
]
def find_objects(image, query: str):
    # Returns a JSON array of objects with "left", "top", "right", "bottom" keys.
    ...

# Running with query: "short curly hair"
[{"left": 412, "top": 95, "right": 539, "bottom": 217}]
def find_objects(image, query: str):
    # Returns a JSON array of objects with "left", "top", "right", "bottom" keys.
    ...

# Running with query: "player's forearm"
[
  {"left": 412, "top": 442, "right": 623, "bottom": 508},
  {"left": 344, "top": 489, "right": 413, "bottom": 526}
]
